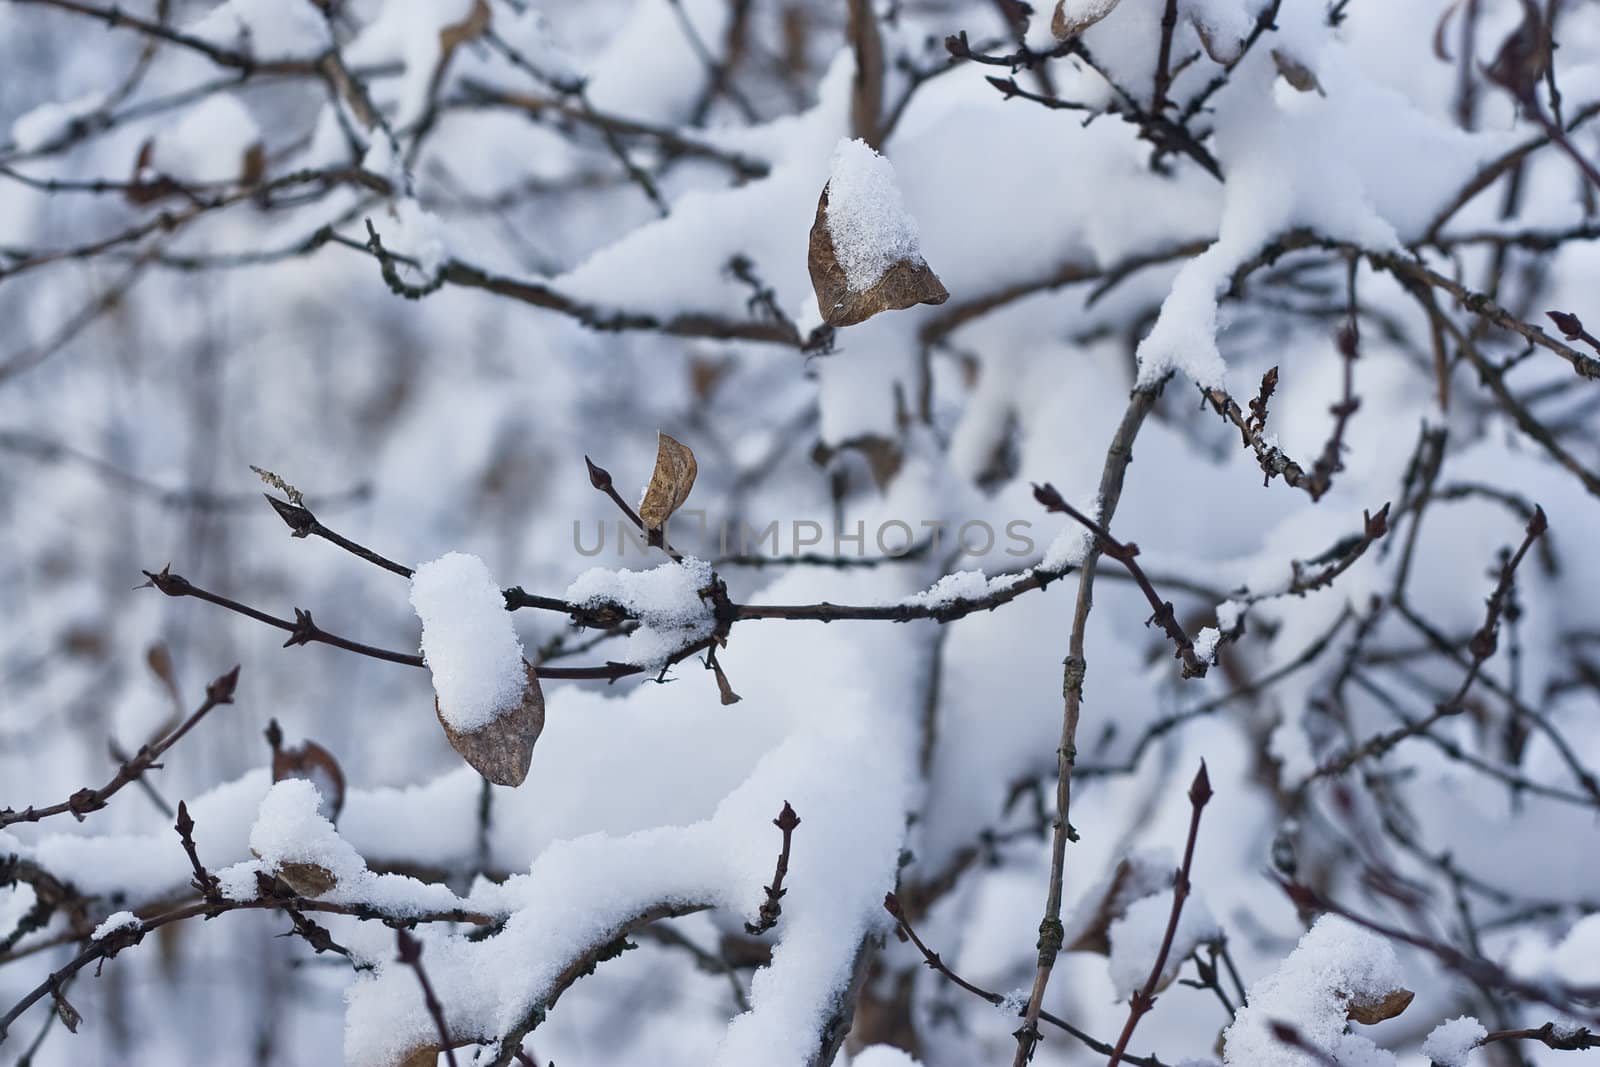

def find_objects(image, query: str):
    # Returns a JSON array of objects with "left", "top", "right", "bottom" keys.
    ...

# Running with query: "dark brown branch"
[
  {"left": 1031, "top": 483, "right": 1208, "bottom": 678},
  {"left": 882, "top": 893, "right": 1168, "bottom": 1067},
  {"left": 396, "top": 930, "right": 460, "bottom": 1067},
  {"left": 1481, "top": 1022, "right": 1597, "bottom": 1053},
  {"left": 1106, "top": 762, "right": 1213, "bottom": 1067},
  {"left": 0, "top": 668, "right": 239, "bottom": 828},
  {"left": 1014, "top": 382, "right": 1167, "bottom": 1066},
  {"left": 744, "top": 802, "right": 799, "bottom": 935},
  {"left": 1308, "top": 506, "right": 1546, "bottom": 781},
  {"left": 139, "top": 564, "right": 709, "bottom": 682}
]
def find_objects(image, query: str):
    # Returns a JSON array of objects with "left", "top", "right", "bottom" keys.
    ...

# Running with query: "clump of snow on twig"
[
  {"left": 91, "top": 910, "right": 141, "bottom": 941},
  {"left": 1421, "top": 1016, "right": 1487, "bottom": 1067},
  {"left": 1222, "top": 914, "right": 1404, "bottom": 1066},
  {"left": 565, "top": 557, "right": 716, "bottom": 666},
  {"left": 410, "top": 552, "right": 527, "bottom": 733}
]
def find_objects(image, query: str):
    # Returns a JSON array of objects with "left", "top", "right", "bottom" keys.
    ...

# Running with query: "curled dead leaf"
[
  {"left": 1052, "top": 0, "right": 1121, "bottom": 39},
  {"left": 807, "top": 188, "right": 948, "bottom": 329},
  {"left": 639, "top": 432, "right": 698, "bottom": 532},
  {"left": 437, "top": 661, "right": 544, "bottom": 787},
  {"left": 1272, "top": 49, "right": 1324, "bottom": 94},
  {"left": 272, "top": 860, "right": 339, "bottom": 897},
  {"left": 1344, "top": 987, "right": 1414, "bottom": 1025},
  {"left": 398, "top": 1046, "right": 443, "bottom": 1067}
]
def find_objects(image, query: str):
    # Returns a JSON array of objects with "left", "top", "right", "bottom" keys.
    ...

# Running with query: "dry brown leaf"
[
  {"left": 807, "top": 188, "right": 949, "bottom": 329},
  {"left": 1272, "top": 49, "right": 1324, "bottom": 94},
  {"left": 1052, "top": 0, "right": 1121, "bottom": 39},
  {"left": 639, "top": 432, "right": 698, "bottom": 531},
  {"left": 1344, "top": 987, "right": 1414, "bottom": 1025},
  {"left": 397, "top": 1045, "right": 441, "bottom": 1067},
  {"left": 437, "top": 661, "right": 544, "bottom": 787},
  {"left": 273, "top": 861, "right": 339, "bottom": 897},
  {"left": 271, "top": 737, "right": 347, "bottom": 824}
]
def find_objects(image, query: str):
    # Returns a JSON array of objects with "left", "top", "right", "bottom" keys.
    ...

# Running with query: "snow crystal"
[
  {"left": 564, "top": 557, "right": 716, "bottom": 667},
  {"left": 1422, "top": 1017, "right": 1486, "bottom": 1067},
  {"left": 91, "top": 910, "right": 141, "bottom": 941},
  {"left": 1193, "top": 625, "right": 1222, "bottom": 662},
  {"left": 825, "top": 138, "right": 925, "bottom": 291},
  {"left": 185, "top": 0, "right": 331, "bottom": 61},
  {"left": 1222, "top": 915, "right": 1405, "bottom": 1066},
  {"left": 410, "top": 553, "right": 527, "bottom": 733},
  {"left": 9, "top": 93, "right": 103, "bottom": 152},
  {"left": 1107, "top": 888, "right": 1221, "bottom": 998}
]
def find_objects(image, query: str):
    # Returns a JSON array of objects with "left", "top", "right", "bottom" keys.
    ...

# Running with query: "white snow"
[
  {"left": 1107, "top": 887, "right": 1222, "bottom": 998},
  {"left": 145, "top": 93, "right": 262, "bottom": 184},
  {"left": 8, "top": 93, "right": 103, "bottom": 152},
  {"left": 240, "top": 779, "right": 471, "bottom": 916},
  {"left": 902, "top": 569, "right": 1027, "bottom": 609},
  {"left": 1222, "top": 915, "right": 1405, "bottom": 1066},
  {"left": 1054, "top": 0, "right": 1122, "bottom": 34},
  {"left": 410, "top": 552, "right": 528, "bottom": 733},
  {"left": 90, "top": 910, "right": 141, "bottom": 941},
  {"left": 824, "top": 138, "right": 927, "bottom": 291},
  {"left": 852, "top": 1047, "right": 923, "bottom": 1066},
  {"left": 343, "top": 0, "right": 481, "bottom": 128},
  {"left": 185, "top": 0, "right": 331, "bottom": 61},
  {"left": 1422, "top": 1016, "right": 1486, "bottom": 1067},
  {"left": 564, "top": 557, "right": 716, "bottom": 667}
]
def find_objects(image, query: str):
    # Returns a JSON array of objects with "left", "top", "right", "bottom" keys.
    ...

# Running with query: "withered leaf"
[
  {"left": 639, "top": 432, "right": 698, "bottom": 532},
  {"left": 1344, "top": 987, "right": 1414, "bottom": 1025},
  {"left": 250, "top": 465, "right": 305, "bottom": 507},
  {"left": 271, "top": 737, "right": 347, "bottom": 824},
  {"left": 1052, "top": 0, "right": 1121, "bottom": 39},
  {"left": 437, "top": 661, "right": 544, "bottom": 787},
  {"left": 398, "top": 1045, "right": 443, "bottom": 1067},
  {"left": 274, "top": 861, "right": 339, "bottom": 897},
  {"left": 807, "top": 188, "right": 948, "bottom": 329},
  {"left": 54, "top": 992, "right": 82, "bottom": 1034},
  {"left": 1272, "top": 49, "right": 1324, "bottom": 94}
]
